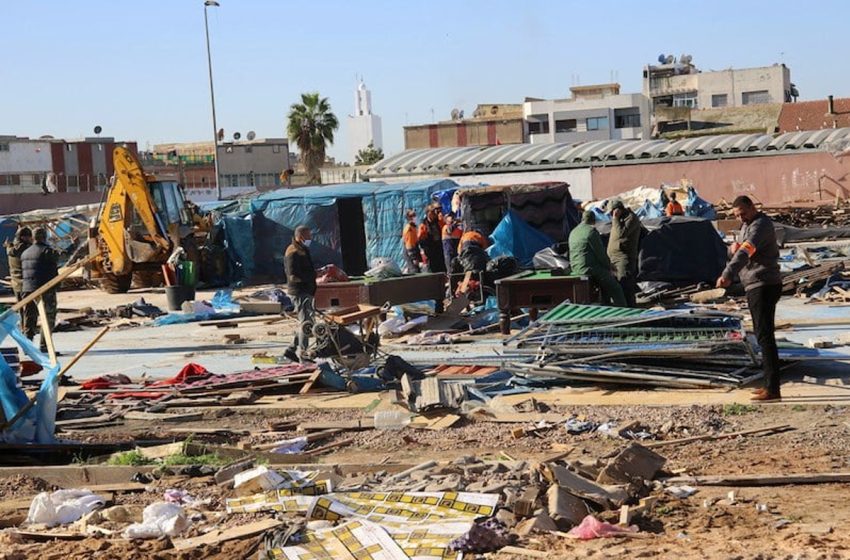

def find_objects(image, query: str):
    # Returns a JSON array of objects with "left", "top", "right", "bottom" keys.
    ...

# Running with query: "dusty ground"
[
  {"left": 3, "top": 286, "right": 850, "bottom": 558},
  {"left": 2, "top": 404, "right": 850, "bottom": 558}
]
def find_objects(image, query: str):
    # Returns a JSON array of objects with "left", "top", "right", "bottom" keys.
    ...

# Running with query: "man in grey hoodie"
[{"left": 716, "top": 196, "right": 782, "bottom": 401}]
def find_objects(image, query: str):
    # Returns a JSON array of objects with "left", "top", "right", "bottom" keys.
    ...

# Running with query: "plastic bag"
[
  {"left": 566, "top": 515, "right": 638, "bottom": 539},
  {"left": 365, "top": 257, "right": 402, "bottom": 279},
  {"left": 316, "top": 264, "right": 349, "bottom": 284},
  {"left": 123, "top": 502, "right": 189, "bottom": 539},
  {"left": 25, "top": 489, "right": 106, "bottom": 527}
]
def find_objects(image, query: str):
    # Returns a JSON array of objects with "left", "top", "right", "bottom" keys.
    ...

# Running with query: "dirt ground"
[
  {"left": 3, "top": 286, "right": 850, "bottom": 558},
  {"left": 2, "top": 403, "right": 850, "bottom": 559}
]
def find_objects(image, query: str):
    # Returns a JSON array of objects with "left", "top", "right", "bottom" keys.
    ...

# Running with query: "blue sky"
[{"left": 2, "top": 0, "right": 849, "bottom": 162}]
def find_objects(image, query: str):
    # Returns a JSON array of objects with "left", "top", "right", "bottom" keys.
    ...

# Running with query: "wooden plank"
[
  {"left": 172, "top": 518, "right": 283, "bottom": 550},
  {"left": 124, "top": 411, "right": 204, "bottom": 423},
  {"left": 198, "top": 314, "right": 281, "bottom": 327},
  {"left": 299, "top": 368, "right": 323, "bottom": 395},
  {"left": 498, "top": 545, "right": 548, "bottom": 558},
  {"left": 663, "top": 472, "right": 850, "bottom": 486},
  {"left": 36, "top": 298, "right": 57, "bottom": 366},
  {"left": 305, "top": 437, "right": 355, "bottom": 456},
  {"left": 646, "top": 424, "right": 792, "bottom": 449},
  {"left": 298, "top": 419, "right": 370, "bottom": 431}
]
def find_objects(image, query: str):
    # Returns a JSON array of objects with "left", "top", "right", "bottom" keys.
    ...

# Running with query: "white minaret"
[{"left": 348, "top": 79, "right": 383, "bottom": 165}]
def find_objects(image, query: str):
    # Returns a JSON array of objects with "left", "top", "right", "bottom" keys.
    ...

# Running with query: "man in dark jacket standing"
[
  {"left": 284, "top": 225, "right": 317, "bottom": 362},
  {"left": 20, "top": 228, "right": 60, "bottom": 352},
  {"left": 716, "top": 196, "right": 782, "bottom": 402},
  {"left": 607, "top": 200, "right": 641, "bottom": 307},
  {"left": 569, "top": 212, "right": 626, "bottom": 307},
  {"left": 5, "top": 226, "right": 32, "bottom": 300}
]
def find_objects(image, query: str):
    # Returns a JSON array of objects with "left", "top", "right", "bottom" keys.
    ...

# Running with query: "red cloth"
[
  {"left": 148, "top": 363, "right": 211, "bottom": 387},
  {"left": 567, "top": 515, "right": 638, "bottom": 539},
  {"left": 109, "top": 363, "right": 212, "bottom": 400},
  {"left": 80, "top": 374, "right": 132, "bottom": 390}
]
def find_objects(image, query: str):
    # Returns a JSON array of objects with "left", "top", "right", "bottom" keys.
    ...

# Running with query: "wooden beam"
[
  {"left": 172, "top": 518, "right": 283, "bottom": 551},
  {"left": 36, "top": 298, "right": 57, "bottom": 366},
  {"left": 663, "top": 472, "right": 850, "bottom": 486},
  {"left": 645, "top": 424, "right": 792, "bottom": 449}
]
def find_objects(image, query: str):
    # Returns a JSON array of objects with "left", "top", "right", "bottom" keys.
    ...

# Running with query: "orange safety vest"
[
  {"left": 442, "top": 224, "right": 462, "bottom": 241},
  {"left": 402, "top": 223, "right": 419, "bottom": 249},
  {"left": 665, "top": 201, "right": 684, "bottom": 216},
  {"left": 460, "top": 231, "right": 489, "bottom": 249}
]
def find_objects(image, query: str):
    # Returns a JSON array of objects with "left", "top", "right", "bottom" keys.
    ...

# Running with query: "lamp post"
[{"left": 203, "top": 0, "right": 221, "bottom": 200}]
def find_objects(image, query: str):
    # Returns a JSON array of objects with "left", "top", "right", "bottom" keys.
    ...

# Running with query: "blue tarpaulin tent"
[
  {"left": 487, "top": 210, "right": 554, "bottom": 267},
  {"left": 243, "top": 179, "right": 457, "bottom": 279}
]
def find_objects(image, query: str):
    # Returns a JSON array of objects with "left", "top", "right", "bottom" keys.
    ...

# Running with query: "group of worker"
[
  {"left": 5, "top": 226, "right": 60, "bottom": 353},
  {"left": 568, "top": 200, "right": 642, "bottom": 308},
  {"left": 402, "top": 204, "right": 488, "bottom": 274}
]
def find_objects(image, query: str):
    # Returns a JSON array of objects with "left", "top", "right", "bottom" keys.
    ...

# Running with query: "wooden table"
[
  {"left": 314, "top": 273, "right": 446, "bottom": 312},
  {"left": 495, "top": 270, "right": 598, "bottom": 334}
]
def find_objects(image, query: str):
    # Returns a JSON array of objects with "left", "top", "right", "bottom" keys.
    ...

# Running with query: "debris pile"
[{"left": 504, "top": 303, "right": 760, "bottom": 389}]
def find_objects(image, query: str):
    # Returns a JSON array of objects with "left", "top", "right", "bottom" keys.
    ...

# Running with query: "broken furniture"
[
  {"left": 314, "top": 273, "right": 446, "bottom": 312},
  {"left": 494, "top": 270, "right": 598, "bottom": 334}
]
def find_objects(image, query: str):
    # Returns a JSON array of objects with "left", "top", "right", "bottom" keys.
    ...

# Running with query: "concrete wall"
[
  {"left": 404, "top": 120, "right": 524, "bottom": 149},
  {"left": 0, "top": 191, "right": 101, "bottom": 214},
  {"left": 0, "top": 140, "right": 52, "bottom": 173},
  {"left": 590, "top": 151, "right": 850, "bottom": 206},
  {"left": 697, "top": 65, "right": 789, "bottom": 108},
  {"left": 217, "top": 140, "right": 290, "bottom": 188}
]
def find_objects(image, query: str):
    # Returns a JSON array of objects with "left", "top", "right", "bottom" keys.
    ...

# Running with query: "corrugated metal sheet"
[{"left": 367, "top": 128, "right": 850, "bottom": 177}]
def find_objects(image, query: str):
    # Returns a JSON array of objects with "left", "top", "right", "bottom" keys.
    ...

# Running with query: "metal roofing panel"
[
  {"left": 407, "top": 147, "right": 463, "bottom": 172},
  {"left": 802, "top": 129, "right": 834, "bottom": 148},
  {"left": 535, "top": 143, "right": 581, "bottom": 164},
  {"left": 622, "top": 140, "right": 667, "bottom": 159},
  {"left": 565, "top": 141, "right": 610, "bottom": 162},
  {"left": 766, "top": 132, "right": 795, "bottom": 150},
  {"left": 486, "top": 144, "right": 539, "bottom": 166},
  {"left": 590, "top": 140, "right": 636, "bottom": 160}
]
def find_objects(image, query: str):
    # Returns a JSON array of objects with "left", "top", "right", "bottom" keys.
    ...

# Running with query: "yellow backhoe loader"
[{"left": 87, "top": 146, "right": 199, "bottom": 293}]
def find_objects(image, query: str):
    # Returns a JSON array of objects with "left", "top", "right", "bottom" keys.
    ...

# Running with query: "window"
[
  {"left": 742, "top": 90, "right": 771, "bottom": 105},
  {"left": 244, "top": 146, "right": 253, "bottom": 153},
  {"left": 555, "top": 119, "right": 577, "bottom": 133},
  {"left": 66, "top": 144, "right": 74, "bottom": 152},
  {"left": 586, "top": 116, "right": 609, "bottom": 131},
  {"left": 272, "top": 144, "right": 281, "bottom": 153},
  {"left": 711, "top": 94, "right": 728, "bottom": 108},
  {"left": 527, "top": 115, "right": 550, "bottom": 135},
  {"left": 0, "top": 143, "right": 9, "bottom": 152},
  {"left": 614, "top": 114, "right": 641, "bottom": 128},
  {"left": 672, "top": 93, "right": 698, "bottom": 108}
]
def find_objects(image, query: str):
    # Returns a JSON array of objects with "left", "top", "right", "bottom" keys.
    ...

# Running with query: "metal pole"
[{"left": 204, "top": 1, "right": 221, "bottom": 200}]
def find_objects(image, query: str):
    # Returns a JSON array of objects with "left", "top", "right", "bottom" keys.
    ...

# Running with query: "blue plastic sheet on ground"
[
  {"left": 486, "top": 210, "right": 554, "bottom": 267},
  {"left": 153, "top": 289, "right": 241, "bottom": 326},
  {"left": 0, "top": 313, "right": 61, "bottom": 443}
]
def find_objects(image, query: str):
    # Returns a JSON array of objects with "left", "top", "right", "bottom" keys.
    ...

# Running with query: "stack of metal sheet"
[{"left": 504, "top": 302, "right": 761, "bottom": 389}]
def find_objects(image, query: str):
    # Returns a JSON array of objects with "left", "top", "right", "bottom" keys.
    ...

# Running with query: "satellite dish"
[
  {"left": 450, "top": 108, "right": 460, "bottom": 120},
  {"left": 247, "top": 131, "right": 256, "bottom": 141},
  {"left": 458, "top": 110, "right": 464, "bottom": 119},
  {"left": 665, "top": 55, "right": 675, "bottom": 64},
  {"left": 233, "top": 132, "right": 241, "bottom": 140},
  {"left": 658, "top": 54, "right": 666, "bottom": 64},
  {"left": 94, "top": 125, "right": 102, "bottom": 135}
]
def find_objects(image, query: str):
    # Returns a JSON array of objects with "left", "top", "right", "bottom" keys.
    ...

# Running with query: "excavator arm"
[{"left": 97, "top": 146, "right": 172, "bottom": 275}]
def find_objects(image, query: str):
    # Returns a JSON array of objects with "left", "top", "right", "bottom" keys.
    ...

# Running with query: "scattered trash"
[
  {"left": 565, "top": 515, "right": 639, "bottom": 540},
  {"left": 123, "top": 502, "right": 189, "bottom": 539},
  {"left": 25, "top": 490, "right": 106, "bottom": 527},
  {"left": 666, "top": 485, "right": 698, "bottom": 499}
]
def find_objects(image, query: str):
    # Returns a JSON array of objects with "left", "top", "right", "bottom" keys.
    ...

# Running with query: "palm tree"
[{"left": 287, "top": 92, "right": 339, "bottom": 184}]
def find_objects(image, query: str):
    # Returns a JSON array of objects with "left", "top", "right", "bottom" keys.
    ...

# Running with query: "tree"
[
  {"left": 286, "top": 92, "right": 339, "bottom": 184},
  {"left": 354, "top": 142, "right": 384, "bottom": 166}
]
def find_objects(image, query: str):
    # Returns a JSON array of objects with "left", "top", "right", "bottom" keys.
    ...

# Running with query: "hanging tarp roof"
[{"left": 366, "top": 127, "right": 850, "bottom": 177}]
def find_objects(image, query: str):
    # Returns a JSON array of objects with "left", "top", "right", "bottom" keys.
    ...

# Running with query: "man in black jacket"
[
  {"left": 284, "top": 225, "right": 317, "bottom": 362},
  {"left": 716, "top": 196, "right": 782, "bottom": 401},
  {"left": 20, "top": 227, "right": 60, "bottom": 353}
]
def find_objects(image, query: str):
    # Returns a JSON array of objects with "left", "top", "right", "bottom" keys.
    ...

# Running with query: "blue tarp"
[
  {"left": 362, "top": 179, "right": 457, "bottom": 266},
  {"left": 487, "top": 210, "right": 554, "bottom": 267},
  {"left": 242, "top": 180, "right": 457, "bottom": 279},
  {"left": 0, "top": 313, "right": 61, "bottom": 443}
]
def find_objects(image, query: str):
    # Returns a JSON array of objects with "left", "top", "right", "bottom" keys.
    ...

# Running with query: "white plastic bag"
[
  {"left": 123, "top": 502, "right": 189, "bottom": 539},
  {"left": 26, "top": 489, "right": 106, "bottom": 527}
]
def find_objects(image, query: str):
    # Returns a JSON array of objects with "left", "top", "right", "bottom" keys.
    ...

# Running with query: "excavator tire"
[
  {"left": 132, "top": 269, "right": 164, "bottom": 289},
  {"left": 100, "top": 273, "right": 132, "bottom": 294}
]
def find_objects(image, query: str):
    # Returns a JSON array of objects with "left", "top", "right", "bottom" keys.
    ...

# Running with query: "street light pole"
[{"left": 203, "top": 0, "right": 221, "bottom": 200}]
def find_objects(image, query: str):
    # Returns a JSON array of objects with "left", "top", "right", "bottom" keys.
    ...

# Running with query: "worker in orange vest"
[
  {"left": 401, "top": 209, "right": 421, "bottom": 273},
  {"left": 441, "top": 213, "right": 463, "bottom": 269},
  {"left": 418, "top": 204, "right": 446, "bottom": 272},
  {"left": 665, "top": 192, "right": 685, "bottom": 217},
  {"left": 459, "top": 229, "right": 489, "bottom": 251}
]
